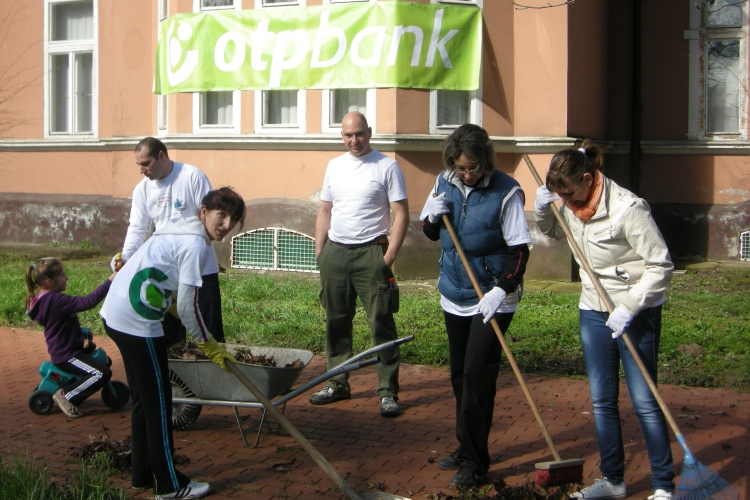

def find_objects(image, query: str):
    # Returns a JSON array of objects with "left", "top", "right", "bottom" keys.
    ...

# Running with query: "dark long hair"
[
  {"left": 201, "top": 187, "right": 247, "bottom": 232},
  {"left": 546, "top": 139, "right": 604, "bottom": 192},
  {"left": 442, "top": 124, "right": 496, "bottom": 175},
  {"left": 24, "top": 258, "right": 64, "bottom": 309}
]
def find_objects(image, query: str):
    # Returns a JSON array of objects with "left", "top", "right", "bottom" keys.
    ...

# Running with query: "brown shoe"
[{"left": 53, "top": 389, "right": 83, "bottom": 418}]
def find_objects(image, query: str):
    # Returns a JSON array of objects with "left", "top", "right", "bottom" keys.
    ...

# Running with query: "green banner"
[{"left": 154, "top": 2, "right": 481, "bottom": 94}]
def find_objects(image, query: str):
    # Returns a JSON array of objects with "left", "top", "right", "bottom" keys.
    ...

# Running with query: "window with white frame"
[
  {"left": 429, "top": 0, "right": 482, "bottom": 133},
  {"left": 45, "top": 0, "right": 96, "bottom": 136},
  {"left": 255, "top": 0, "right": 306, "bottom": 7},
  {"left": 192, "top": 0, "right": 240, "bottom": 133},
  {"left": 323, "top": 0, "right": 373, "bottom": 4},
  {"left": 688, "top": 0, "right": 748, "bottom": 139},
  {"left": 254, "top": 0, "right": 306, "bottom": 132},
  {"left": 159, "top": 0, "right": 169, "bottom": 20},
  {"left": 157, "top": 0, "right": 169, "bottom": 133},
  {"left": 322, "top": 88, "right": 376, "bottom": 133},
  {"left": 255, "top": 90, "right": 306, "bottom": 133}
]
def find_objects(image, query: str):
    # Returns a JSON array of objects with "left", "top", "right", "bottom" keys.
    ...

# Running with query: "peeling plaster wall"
[
  {"left": 0, "top": 193, "right": 130, "bottom": 254},
  {"left": 652, "top": 201, "right": 750, "bottom": 262},
  {"left": 1, "top": 194, "right": 748, "bottom": 277}
]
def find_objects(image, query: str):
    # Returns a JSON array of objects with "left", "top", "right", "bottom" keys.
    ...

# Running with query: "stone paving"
[{"left": 1, "top": 326, "right": 746, "bottom": 500}]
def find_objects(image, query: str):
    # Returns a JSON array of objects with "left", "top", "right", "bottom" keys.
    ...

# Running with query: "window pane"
[
  {"left": 263, "top": 0, "right": 297, "bottom": 5},
  {"left": 75, "top": 52, "right": 93, "bottom": 132},
  {"left": 706, "top": 40, "right": 740, "bottom": 134},
  {"left": 332, "top": 89, "right": 366, "bottom": 125},
  {"left": 264, "top": 90, "right": 297, "bottom": 125},
  {"left": 705, "top": 0, "right": 742, "bottom": 28},
  {"left": 201, "top": 0, "right": 233, "bottom": 7},
  {"left": 437, "top": 90, "right": 470, "bottom": 127},
  {"left": 51, "top": 54, "right": 70, "bottom": 133},
  {"left": 159, "top": 0, "right": 169, "bottom": 20},
  {"left": 51, "top": 1, "right": 93, "bottom": 41},
  {"left": 158, "top": 95, "right": 168, "bottom": 130},
  {"left": 203, "top": 91, "right": 233, "bottom": 125}
]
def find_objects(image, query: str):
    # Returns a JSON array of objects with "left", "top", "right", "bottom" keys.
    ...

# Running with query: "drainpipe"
[{"left": 631, "top": 0, "right": 642, "bottom": 195}]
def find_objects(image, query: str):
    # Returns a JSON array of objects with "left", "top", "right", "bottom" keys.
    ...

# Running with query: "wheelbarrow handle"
[
  {"left": 262, "top": 357, "right": 382, "bottom": 408},
  {"left": 333, "top": 335, "right": 415, "bottom": 369},
  {"left": 227, "top": 361, "right": 365, "bottom": 500}
]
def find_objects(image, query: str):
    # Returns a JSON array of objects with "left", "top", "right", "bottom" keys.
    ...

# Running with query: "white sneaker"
[
  {"left": 53, "top": 389, "right": 83, "bottom": 419},
  {"left": 648, "top": 489, "right": 673, "bottom": 500},
  {"left": 571, "top": 477, "right": 627, "bottom": 500},
  {"left": 154, "top": 480, "right": 210, "bottom": 499}
]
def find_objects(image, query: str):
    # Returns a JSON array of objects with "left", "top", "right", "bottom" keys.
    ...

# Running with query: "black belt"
[{"left": 330, "top": 235, "right": 389, "bottom": 249}]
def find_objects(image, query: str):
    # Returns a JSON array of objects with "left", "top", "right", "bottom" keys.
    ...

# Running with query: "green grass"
[
  {"left": 2, "top": 250, "right": 749, "bottom": 391},
  {"left": 0, "top": 454, "right": 127, "bottom": 500}
]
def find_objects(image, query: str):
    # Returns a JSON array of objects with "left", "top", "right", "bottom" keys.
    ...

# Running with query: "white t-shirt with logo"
[
  {"left": 320, "top": 150, "right": 408, "bottom": 244},
  {"left": 101, "top": 232, "right": 208, "bottom": 337},
  {"left": 122, "top": 162, "right": 219, "bottom": 274}
]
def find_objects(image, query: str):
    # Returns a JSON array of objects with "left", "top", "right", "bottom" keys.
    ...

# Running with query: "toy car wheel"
[
  {"left": 101, "top": 381, "right": 130, "bottom": 409},
  {"left": 170, "top": 369, "right": 201, "bottom": 431},
  {"left": 29, "top": 390, "right": 54, "bottom": 415}
]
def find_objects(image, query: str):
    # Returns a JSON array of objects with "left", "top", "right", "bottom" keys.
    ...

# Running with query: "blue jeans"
[{"left": 579, "top": 306, "right": 674, "bottom": 492}]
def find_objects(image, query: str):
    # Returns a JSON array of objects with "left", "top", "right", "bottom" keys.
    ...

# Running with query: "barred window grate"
[
  {"left": 231, "top": 228, "right": 318, "bottom": 273},
  {"left": 741, "top": 230, "right": 750, "bottom": 261}
]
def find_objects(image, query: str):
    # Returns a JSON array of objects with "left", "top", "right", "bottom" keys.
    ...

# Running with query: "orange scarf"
[{"left": 571, "top": 171, "right": 603, "bottom": 222}]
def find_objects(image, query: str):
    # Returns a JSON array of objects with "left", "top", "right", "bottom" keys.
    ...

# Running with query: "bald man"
[{"left": 310, "top": 112, "right": 409, "bottom": 417}]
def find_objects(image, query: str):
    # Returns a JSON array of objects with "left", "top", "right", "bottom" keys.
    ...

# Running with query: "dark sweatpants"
[
  {"left": 103, "top": 320, "right": 190, "bottom": 495},
  {"left": 443, "top": 311, "right": 515, "bottom": 475},
  {"left": 54, "top": 354, "right": 112, "bottom": 407},
  {"left": 162, "top": 272, "right": 224, "bottom": 345}
]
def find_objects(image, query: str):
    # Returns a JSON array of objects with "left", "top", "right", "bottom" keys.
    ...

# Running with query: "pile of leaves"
[
  {"left": 233, "top": 346, "right": 278, "bottom": 366},
  {"left": 68, "top": 435, "right": 190, "bottom": 472},
  {"left": 424, "top": 480, "right": 577, "bottom": 500},
  {"left": 167, "top": 341, "right": 209, "bottom": 361},
  {"left": 167, "top": 341, "right": 303, "bottom": 367}
]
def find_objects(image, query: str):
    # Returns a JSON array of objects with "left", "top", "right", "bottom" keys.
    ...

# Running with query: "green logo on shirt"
[{"left": 128, "top": 267, "right": 173, "bottom": 320}]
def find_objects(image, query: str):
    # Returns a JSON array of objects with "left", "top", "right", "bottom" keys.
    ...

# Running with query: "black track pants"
[
  {"left": 443, "top": 311, "right": 514, "bottom": 475},
  {"left": 103, "top": 320, "right": 191, "bottom": 495}
]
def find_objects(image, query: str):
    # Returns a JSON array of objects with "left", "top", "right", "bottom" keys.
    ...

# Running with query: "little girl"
[{"left": 25, "top": 257, "right": 116, "bottom": 418}]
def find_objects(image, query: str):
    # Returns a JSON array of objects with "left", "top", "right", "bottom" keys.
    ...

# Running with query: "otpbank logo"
[{"left": 166, "top": 20, "right": 199, "bottom": 86}]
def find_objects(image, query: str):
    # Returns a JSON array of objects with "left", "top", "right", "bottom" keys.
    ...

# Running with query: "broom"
[
  {"left": 523, "top": 154, "right": 739, "bottom": 500},
  {"left": 438, "top": 209, "right": 584, "bottom": 487}
]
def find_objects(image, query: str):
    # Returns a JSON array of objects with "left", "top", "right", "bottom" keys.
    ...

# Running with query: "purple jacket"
[{"left": 26, "top": 280, "right": 111, "bottom": 364}]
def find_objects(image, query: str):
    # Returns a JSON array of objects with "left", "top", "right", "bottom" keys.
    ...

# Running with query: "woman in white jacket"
[
  {"left": 534, "top": 140, "right": 674, "bottom": 500},
  {"left": 100, "top": 187, "right": 245, "bottom": 500}
]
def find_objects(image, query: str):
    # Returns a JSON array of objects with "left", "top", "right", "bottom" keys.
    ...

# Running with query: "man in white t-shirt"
[
  {"left": 111, "top": 137, "right": 226, "bottom": 343},
  {"left": 309, "top": 112, "right": 409, "bottom": 418}
]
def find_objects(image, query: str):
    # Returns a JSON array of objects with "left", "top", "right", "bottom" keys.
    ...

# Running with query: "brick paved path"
[{"left": 1, "top": 327, "right": 746, "bottom": 500}]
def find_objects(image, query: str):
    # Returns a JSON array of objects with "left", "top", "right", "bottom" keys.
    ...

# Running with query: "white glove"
[
  {"left": 477, "top": 287, "right": 507, "bottom": 324},
  {"left": 534, "top": 185, "right": 560, "bottom": 213},
  {"left": 426, "top": 192, "right": 450, "bottom": 223},
  {"left": 606, "top": 304, "right": 635, "bottom": 338}
]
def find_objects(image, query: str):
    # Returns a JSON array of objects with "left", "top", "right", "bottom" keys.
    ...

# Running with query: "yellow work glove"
[
  {"left": 196, "top": 337, "right": 237, "bottom": 372},
  {"left": 166, "top": 301, "right": 179, "bottom": 319}
]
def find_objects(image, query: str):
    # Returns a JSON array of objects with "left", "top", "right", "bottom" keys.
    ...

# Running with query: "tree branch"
[{"left": 513, "top": 0, "right": 575, "bottom": 10}]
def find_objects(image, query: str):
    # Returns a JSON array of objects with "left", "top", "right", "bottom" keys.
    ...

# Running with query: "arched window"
[
  {"left": 231, "top": 228, "right": 319, "bottom": 272},
  {"left": 741, "top": 230, "right": 750, "bottom": 261}
]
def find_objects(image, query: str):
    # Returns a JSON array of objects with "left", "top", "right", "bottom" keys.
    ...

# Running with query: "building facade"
[{"left": 1, "top": 0, "right": 749, "bottom": 279}]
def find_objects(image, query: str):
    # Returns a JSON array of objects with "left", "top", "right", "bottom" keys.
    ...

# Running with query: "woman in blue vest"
[{"left": 421, "top": 124, "right": 531, "bottom": 488}]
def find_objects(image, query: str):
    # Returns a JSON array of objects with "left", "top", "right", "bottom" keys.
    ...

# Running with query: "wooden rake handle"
[
  {"left": 522, "top": 153, "right": 684, "bottom": 440},
  {"left": 226, "top": 361, "right": 364, "bottom": 500},
  {"left": 439, "top": 211, "right": 563, "bottom": 462}
]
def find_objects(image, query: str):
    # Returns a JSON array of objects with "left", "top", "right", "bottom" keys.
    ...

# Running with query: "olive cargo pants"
[{"left": 317, "top": 239, "right": 400, "bottom": 399}]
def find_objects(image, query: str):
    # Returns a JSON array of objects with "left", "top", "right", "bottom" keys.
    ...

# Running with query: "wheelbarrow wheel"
[
  {"left": 101, "top": 381, "right": 130, "bottom": 409},
  {"left": 170, "top": 369, "right": 201, "bottom": 431},
  {"left": 29, "top": 389, "right": 54, "bottom": 415}
]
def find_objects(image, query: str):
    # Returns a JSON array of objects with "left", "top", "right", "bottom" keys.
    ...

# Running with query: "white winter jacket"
[{"left": 535, "top": 175, "right": 673, "bottom": 314}]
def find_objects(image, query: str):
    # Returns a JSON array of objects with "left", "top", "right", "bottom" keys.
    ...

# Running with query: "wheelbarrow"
[{"left": 170, "top": 335, "right": 413, "bottom": 447}]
